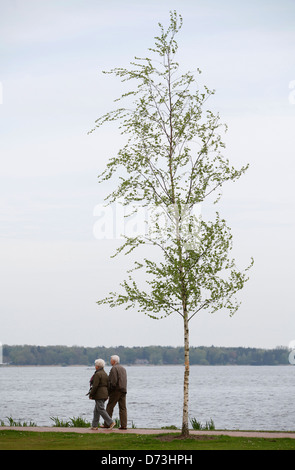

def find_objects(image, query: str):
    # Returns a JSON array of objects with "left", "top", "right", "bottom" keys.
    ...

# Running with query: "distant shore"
[{"left": 1, "top": 344, "right": 291, "bottom": 367}]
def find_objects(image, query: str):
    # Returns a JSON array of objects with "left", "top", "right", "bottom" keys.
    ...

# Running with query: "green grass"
[{"left": 0, "top": 430, "right": 295, "bottom": 450}]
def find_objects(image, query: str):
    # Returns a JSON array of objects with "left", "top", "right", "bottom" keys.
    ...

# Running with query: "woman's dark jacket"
[{"left": 89, "top": 368, "right": 109, "bottom": 400}]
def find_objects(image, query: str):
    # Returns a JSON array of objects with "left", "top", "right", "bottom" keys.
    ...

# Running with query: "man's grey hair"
[
  {"left": 95, "top": 358, "right": 105, "bottom": 368},
  {"left": 111, "top": 355, "right": 120, "bottom": 364}
]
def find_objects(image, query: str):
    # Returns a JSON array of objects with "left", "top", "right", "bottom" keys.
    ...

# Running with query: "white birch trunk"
[{"left": 182, "top": 313, "right": 190, "bottom": 437}]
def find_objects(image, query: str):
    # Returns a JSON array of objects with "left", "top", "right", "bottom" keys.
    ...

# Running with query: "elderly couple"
[{"left": 88, "top": 354, "right": 127, "bottom": 430}]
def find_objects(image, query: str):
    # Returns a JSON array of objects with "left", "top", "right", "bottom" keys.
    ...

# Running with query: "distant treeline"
[{"left": 2, "top": 344, "right": 290, "bottom": 366}]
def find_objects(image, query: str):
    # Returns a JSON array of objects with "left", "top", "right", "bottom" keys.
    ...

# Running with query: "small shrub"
[
  {"left": 69, "top": 416, "right": 91, "bottom": 428},
  {"left": 51, "top": 416, "right": 91, "bottom": 428},
  {"left": 114, "top": 418, "right": 120, "bottom": 428},
  {"left": 4, "top": 416, "right": 37, "bottom": 427},
  {"left": 205, "top": 418, "right": 215, "bottom": 430},
  {"left": 50, "top": 416, "right": 70, "bottom": 427},
  {"left": 190, "top": 417, "right": 215, "bottom": 431}
]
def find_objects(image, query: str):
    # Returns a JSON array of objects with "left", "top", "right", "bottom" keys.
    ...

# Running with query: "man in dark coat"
[
  {"left": 106, "top": 355, "right": 128, "bottom": 430},
  {"left": 89, "top": 358, "right": 115, "bottom": 430}
]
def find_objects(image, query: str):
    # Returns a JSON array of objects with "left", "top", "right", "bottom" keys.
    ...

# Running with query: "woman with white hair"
[{"left": 89, "top": 358, "right": 115, "bottom": 430}]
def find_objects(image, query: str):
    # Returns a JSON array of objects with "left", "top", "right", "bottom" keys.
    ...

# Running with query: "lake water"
[{"left": 0, "top": 365, "right": 294, "bottom": 431}]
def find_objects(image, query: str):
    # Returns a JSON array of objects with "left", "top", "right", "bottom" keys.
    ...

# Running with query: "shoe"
[
  {"left": 109, "top": 421, "right": 116, "bottom": 430},
  {"left": 99, "top": 424, "right": 107, "bottom": 428},
  {"left": 119, "top": 427, "right": 127, "bottom": 430},
  {"left": 91, "top": 427, "right": 98, "bottom": 430}
]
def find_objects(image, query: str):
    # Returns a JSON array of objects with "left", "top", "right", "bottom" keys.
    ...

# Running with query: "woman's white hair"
[
  {"left": 95, "top": 358, "right": 105, "bottom": 368},
  {"left": 111, "top": 355, "right": 120, "bottom": 364}
]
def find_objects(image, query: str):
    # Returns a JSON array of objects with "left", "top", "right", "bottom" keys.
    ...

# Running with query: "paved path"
[{"left": 1, "top": 426, "right": 295, "bottom": 439}]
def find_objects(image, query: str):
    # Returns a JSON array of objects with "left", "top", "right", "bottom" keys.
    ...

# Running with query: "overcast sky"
[{"left": 1, "top": 0, "right": 295, "bottom": 350}]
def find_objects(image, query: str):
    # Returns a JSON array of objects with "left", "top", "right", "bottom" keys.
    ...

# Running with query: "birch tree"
[{"left": 90, "top": 11, "right": 253, "bottom": 437}]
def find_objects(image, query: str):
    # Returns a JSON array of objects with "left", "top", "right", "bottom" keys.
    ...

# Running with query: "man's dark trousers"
[{"left": 106, "top": 390, "right": 127, "bottom": 428}]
